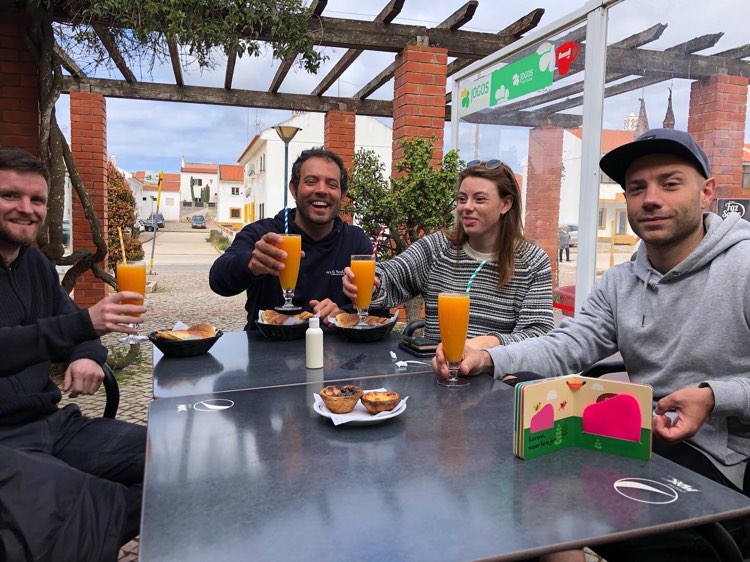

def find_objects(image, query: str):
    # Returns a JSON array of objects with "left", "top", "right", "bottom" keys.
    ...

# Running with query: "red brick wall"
[
  {"left": 688, "top": 74, "right": 750, "bottom": 205},
  {"left": 525, "top": 126, "right": 564, "bottom": 287},
  {"left": 324, "top": 108, "right": 356, "bottom": 224},
  {"left": 70, "top": 92, "right": 108, "bottom": 307},
  {"left": 0, "top": 6, "right": 39, "bottom": 155},
  {"left": 392, "top": 45, "right": 447, "bottom": 173}
]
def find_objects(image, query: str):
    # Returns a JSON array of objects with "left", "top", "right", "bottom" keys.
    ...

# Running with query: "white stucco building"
[{"left": 237, "top": 112, "right": 393, "bottom": 221}]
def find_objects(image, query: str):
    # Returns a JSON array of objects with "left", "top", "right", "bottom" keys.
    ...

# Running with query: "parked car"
[
  {"left": 141, "top": 218, "right": 157, "bottom": 232},
  {"left": 148, "top": 212, "right": 165, "bottom": 229},
  {"left": 559, "top": 224, "right": 579, "bottom": 247},
  {"left": 134, "top": 220, "right": 146, "bottom": 233},
  {"left": 191, "top": 215, "right": 207, "bottom": 229}
]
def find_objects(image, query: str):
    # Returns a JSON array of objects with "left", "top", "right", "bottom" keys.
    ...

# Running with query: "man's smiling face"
[
  {"left": 290, "top": 156, "right": 343, "bottom": 233},
  {"left": 0, "top": 170, "right": 48, "bottom": 263}
]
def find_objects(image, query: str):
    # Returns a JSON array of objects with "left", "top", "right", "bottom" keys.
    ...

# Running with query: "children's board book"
[{"left": 514, "top": 375, "right": 652, "bottom": 461}]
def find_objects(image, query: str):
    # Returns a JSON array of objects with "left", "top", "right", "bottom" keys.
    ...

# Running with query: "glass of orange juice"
[
  {"left": 350, "top": 254, "right": 376, "bottom": 327},
  {"left": 274, "top": 234, "right": 302, "bottom": 312},
  {"left": 116, "top": 261, "right": 147, "bottom": 344},
  {"left": 438, "top": 293, "right": 470, "bottom": 388}
]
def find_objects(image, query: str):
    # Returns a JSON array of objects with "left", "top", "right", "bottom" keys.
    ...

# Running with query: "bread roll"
[
  {"left": 187, "top": 322, "right": 216, "bottom": 338},
  {"left": 335, "top": 313, "right": 359, "bottom": 328}
]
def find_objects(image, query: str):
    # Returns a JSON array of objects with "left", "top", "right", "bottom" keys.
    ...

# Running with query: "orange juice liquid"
[
  {"left": 275, "top": 234, "right": 301, "bottom": 290},
  {"left": 351, "top": 257, "right": 376, "bottom": 310},
  {"left": 116, "top": 263, "right": 146, "bottom": 315},
  {"left": 438, "top": 293, "right": 470, "bottom": 364}
]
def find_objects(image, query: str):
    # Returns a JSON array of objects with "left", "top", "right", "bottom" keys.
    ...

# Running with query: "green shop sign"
[{"left": 459, "top": 42, "right": 555, "bottom": 117}]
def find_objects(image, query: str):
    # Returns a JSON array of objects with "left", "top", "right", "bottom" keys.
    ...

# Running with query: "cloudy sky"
[{"left": 54, "top": 0, "right": 749, "bottom": 174}]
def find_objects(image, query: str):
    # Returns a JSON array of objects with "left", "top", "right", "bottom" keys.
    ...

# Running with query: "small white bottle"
[{"left": 305, "top": 317, "right": 324, "bottom": 369}]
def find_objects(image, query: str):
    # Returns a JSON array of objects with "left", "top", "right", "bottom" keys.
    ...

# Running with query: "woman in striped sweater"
[{"left": 343, "top": 159, "right": 553, "bottom": 348}]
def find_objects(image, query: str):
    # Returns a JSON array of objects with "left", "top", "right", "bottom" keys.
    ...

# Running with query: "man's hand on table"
[
  {"left": 653, "top": 386, "right": 715, "bottom": 443},
  {"left": 248, "top": 232, "right": 305, "bottom": 276},
  {"left": 63, "top": 358, "right": 104, "bottom": 398},
  {"left": 432, "top": 343, "right": 494, "bottom": 379}
]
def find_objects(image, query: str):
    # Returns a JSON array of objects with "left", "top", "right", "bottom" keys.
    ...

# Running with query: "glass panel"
[{"left": 453, "top": 20, "right": 589, "bottom": 320}]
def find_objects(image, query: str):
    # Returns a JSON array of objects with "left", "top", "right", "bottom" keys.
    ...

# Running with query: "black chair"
[
  {"left": 580, "top": 359, "right": 748, "bottom": 561},
  {"left": 403, "top": 320, "right": 425, "bottom": 337},
  {"left": 101, "top": 363, "right": 120, "bottom": 419}
]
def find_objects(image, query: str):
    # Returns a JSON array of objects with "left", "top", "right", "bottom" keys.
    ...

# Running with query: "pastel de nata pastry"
[
  {"left": 260, "top": 310, "right": 314, "bottom": 326},
  {"left": 319, "top": 384, "right": 363, "bottom": 414},
  {"left": 360, "top": 390, "right": 401, "bottom": 415},
  {"left": 334, "top": 313, "right": 390, "bottom": 328},
  {"left": 155, "top": 323, "right": 217, "bottom": 341}
]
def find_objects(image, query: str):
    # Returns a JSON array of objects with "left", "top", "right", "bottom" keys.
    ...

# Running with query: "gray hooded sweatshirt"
[{"left": 489, "top": 212, "right": 750, "bottom": 466}]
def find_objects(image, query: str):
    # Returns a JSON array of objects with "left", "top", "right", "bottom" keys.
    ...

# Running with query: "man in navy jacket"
[{"left": 210, "top": 148, "right": 372, "bottom": 329}]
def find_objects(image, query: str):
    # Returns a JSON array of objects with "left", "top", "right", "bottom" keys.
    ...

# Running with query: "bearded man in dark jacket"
[
  {"left": 0, "top": 146, "right": 147, "bottom": 561},
  {"left": 209, "top": 147, "right": 372, "bottom": 329}
]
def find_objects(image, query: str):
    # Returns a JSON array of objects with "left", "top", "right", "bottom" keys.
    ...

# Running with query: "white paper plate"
[{"left": 313, "top": 399, "right": 407, "bottom": 426}]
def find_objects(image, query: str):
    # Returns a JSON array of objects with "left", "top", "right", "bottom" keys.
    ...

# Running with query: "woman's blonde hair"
[{"left": 445, "top": 161, "right": 525, "bottom": 288}]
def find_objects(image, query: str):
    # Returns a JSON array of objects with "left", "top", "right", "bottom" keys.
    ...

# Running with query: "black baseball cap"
[{"left": 599, "top": 128, "right": 711, "bottom": 189}]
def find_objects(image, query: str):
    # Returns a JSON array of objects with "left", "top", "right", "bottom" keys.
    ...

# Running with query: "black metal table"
[
  {"left": 140, "top": 373, "right": 750, "bottom": 561},
  {"left": 152, "top": 330, "right": 433, "bottom": 398}
]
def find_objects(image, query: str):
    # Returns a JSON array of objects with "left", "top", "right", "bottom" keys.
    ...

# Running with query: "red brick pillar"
[
  {"left": 392, "top": 44, "right": 447, "bottom": 173},
  {"left": 0, "top": 6, "right": 40, "bottom": 155},
  {"left": 70, "top": 92, "right": 108, "bottom": 307},
  {"left": 325, "top": 107, "right": 356, "bottom": 224},
  {"left": 688, "top": 74, "right": 749, "bottom": 205},
  {"left": 525, "top": 126, "right": 564, "bottom": 287}
]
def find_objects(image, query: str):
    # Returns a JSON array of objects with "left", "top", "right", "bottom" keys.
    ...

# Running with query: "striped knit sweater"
[{"left": 371, "top": 231, "right": 554, "bottom": 343}]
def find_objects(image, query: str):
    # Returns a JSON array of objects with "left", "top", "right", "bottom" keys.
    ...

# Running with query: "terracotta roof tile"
[
  {"left": 182, "top": 162, "right": 217, "bottom": 174},
  {"left": 219, "top": 164, "right": 244, "bottom": 182},
  {"left": 134, "top": 172, "right": 181, "bottom": 192}
]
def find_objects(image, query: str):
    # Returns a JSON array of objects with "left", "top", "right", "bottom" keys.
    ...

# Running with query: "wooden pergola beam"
[
  {"left": 225, "top": 52, "right": 236, "bottom": 90},
  {"left": 269, "top": 0, "right": 328, "bottom": 93},
  {"left": 462, "top": 110, "right": 582, "bottom": 128},
  {"left": 62, "top": 76, "right": 393, "bottom": 117},
  {"left": 529, "top": 33, "right": 726, "bottom": 118},
  {"left": 352, "top": 0, "right": 479, "bottom": 100},
  {"left": 167, "top": 38, "right": 183, "bottom": 87},
  {"left": 445, "top": 8, "right": 544, "bottom": 78},
  {"left": 92, "top": 24, "right": 137, "bottom": 83},
  {"left": 53, "top": 42, "right": 85, "bottom": 79},
  {"left": 310, "top": 0, "right": 404, "bottom": 97}
]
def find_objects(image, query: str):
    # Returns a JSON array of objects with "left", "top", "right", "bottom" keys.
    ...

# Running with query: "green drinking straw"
[{"left": 466, "top": 260, "right": 487, "bottom": 294}]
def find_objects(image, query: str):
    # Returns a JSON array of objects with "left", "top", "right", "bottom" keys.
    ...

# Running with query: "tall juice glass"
[
  {"left": 274, "top": 234, "right": 301, "bottom": 311},
  {"left": 116, "top": 262, "right": 147, "bottom": 344},
  {"left": 350, "top": 255, "right": 376, "bottom": 327},
  {"left": 438, "top": 293, "right": 470, "bottom": 388}
]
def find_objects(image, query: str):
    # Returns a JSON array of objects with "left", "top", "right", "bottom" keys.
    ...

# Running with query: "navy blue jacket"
[{"left": 209, "top": 209, "right": 372, "bottom": 329}]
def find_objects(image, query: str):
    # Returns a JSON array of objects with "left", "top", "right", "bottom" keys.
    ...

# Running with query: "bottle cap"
[{"left": 309, "top": 317, "right": 320, "bottom": 329}]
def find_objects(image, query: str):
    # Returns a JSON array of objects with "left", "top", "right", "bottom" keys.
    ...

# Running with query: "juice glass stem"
[
  {"left": 437, "top": 361, "right": 469, "bottom": 388},
  {"left": 356, "top": 307, "right": 368, "bottom": 326},
  {"left": 281, "top": 288, "right": 295, "bottom": 309}
]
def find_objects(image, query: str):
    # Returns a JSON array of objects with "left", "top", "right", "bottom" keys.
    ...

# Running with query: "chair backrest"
[
  {"left": 102, "top": 364, "right": 120, "bottom": 419},
  {"left": 403, "top": 320, "right": 425, "bottom": 337}
]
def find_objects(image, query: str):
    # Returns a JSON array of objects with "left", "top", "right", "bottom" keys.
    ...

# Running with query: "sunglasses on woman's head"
[{"left": 466, "top": 159, "right": 503, "bottom": 170}]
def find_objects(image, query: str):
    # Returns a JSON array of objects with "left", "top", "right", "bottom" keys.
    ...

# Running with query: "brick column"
[
  {"left": 392, "top": 44, "right": 447, "bottom": 172},
  {"left": 70, "top": 92, "right": 108, "bottom": 307},
  {"left": 525, "top": 126, "right": 564, "bottom": 288},
  {"left": 324, "top": 107, "right": 356, "bottom": 224},
  {"left": 688, "top": 74, "right": 749, "bottom": 205},
  {"left": 0, "top": 6, "right": 40, "bottom": 155}
]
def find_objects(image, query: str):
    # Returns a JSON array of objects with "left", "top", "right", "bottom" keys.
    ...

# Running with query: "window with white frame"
[
  {"left": 231, "top": 186, "right": 240, "bottom": 195},
  {"left": 230, "top": 208, "right": 241, "bottom": 219}
]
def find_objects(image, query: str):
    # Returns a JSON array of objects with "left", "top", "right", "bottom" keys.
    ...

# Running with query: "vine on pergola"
[{"left": 22, "top": 0, "right": 322, "bottom": 292}]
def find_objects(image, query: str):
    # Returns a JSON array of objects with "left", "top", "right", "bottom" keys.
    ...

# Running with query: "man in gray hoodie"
[{"left": 434, "top": 128, "right": 750, "bottom": 560}]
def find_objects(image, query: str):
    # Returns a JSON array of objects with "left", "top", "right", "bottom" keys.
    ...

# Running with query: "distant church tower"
[
  {"left": 624, "top": 112, "right": 638, "bottom": 132},
  {"left": 635, "top": 98, "right": 650, "bottom": 137},
  {"left": 663, "top": 87, "right": 675, "bottom": 129}
]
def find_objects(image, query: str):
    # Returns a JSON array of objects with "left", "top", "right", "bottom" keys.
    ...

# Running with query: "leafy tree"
[
  {"left": 106, "top": 162, "right": 144, "bottom": 270},
  {"left": 20, "top": 0, "right": 322, "bottom": 292},
  {"left": 344, "top": 138, "right": 462, "bottom": 321},
  {"left": 345, "top": 137, "right": 462, "bottom": 260}
]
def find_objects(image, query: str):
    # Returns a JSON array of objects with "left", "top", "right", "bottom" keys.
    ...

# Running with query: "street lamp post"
[{"left": 272, "top": 125, "right": 302, "bottom": 210}]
